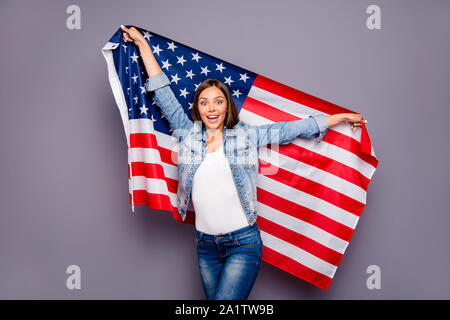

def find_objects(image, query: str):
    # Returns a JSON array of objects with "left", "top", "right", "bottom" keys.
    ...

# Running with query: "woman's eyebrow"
[{"left": 199, "top": 96, "right": 224, "bottom": 100}]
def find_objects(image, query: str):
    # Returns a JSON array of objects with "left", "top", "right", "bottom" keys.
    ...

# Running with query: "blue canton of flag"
[{"left": 113, "top": 26, "right": 256, "bottom": 136}]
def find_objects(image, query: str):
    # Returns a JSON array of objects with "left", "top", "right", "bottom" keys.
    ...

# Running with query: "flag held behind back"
[{"left": 101, "top": 26, "right": 378, "bottom": 290}]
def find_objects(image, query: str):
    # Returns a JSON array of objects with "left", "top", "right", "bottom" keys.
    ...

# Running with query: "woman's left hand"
[
  {"left": 345, "top": 113, "right": 366, "bottom": 131},
  {"left": 326, "top": 113, "right": 367, "bottom": 131}
]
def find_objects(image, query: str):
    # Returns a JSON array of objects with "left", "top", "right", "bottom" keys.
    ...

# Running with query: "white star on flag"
[
  {"left": 171, "top": 74, "right": 181, "bottom": 84},
  {"left": 132, "top": 73, "right": 138, "bottom": 84},
  {"left": 143, "top": 31, "right": 152, "bottom": 40},
  {"left": 130, "top": 52, "right": 139, "bottom": 63},
  {"left": 152, "top": 44, "right": 163, "bottom": 56},
  {"left": 200, "top": 66, "right": 210, "bottom": 76},
  {"left": 186, "top": 69, "right": 195, "bottom": 79},
  {"left": 177, "top": 55, "right": 187, "bottom": 66},
  {"left": 239, "top": 73, "right": 250, "bottom": 82},
  {"left": 216, "top": 63, "right": 226, "bottom": 72},
  {"left": 224, "top": 75, "right": 234, "bottom": 86},
  {"left": 162, "top": 59, "right": 172, "bottom": 71},
  {"left": 191, "top": 52, "right": 201, "bottom": 62},
  {"left": 167, "top": 41, "right": 177, "bottom": 52},
  {"left": 232, "top": 89, "right": 242, "bottom": 98},
  {"left": 139, "top": 104, "right": 148, "bottom": 115},
  {"left": 179, "top": 87, "right": 189, "bottom": 98}
]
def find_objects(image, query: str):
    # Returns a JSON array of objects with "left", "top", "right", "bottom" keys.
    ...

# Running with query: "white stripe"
[
  {"left": 248, "top": 85, "right": 362, "bottom": 142},
  {"left": 154, "top": 130, "right": 179, "bottom": 150},
  {"left": 258, "top": 146, "right": 367, "bottom": 204},
  {"left": 129, "top": 118, "right": 180, "bottom": 152},
  {"left": 129, "top": 117, "right": 155, "bottom": 134},
  {"left": 257, "top": 174, "right": 359, "bottom": 229},
  {"left": 102, "top": 42, "right": 135, "bottom": 211},
  {"left": 102, "top": 42, "right": 130, "bottom": 146},
  {"left": 240, "top": 109, "right": 376, "bottom": 178},
  {"left": 131, "top": 176, "right": 178, "bottom": 207},
  {"left": 260, "top": 230, "right": 336, "bottom": 278},
  {"left": 258, "top": 203, "right": 349, "bottom": 254}
]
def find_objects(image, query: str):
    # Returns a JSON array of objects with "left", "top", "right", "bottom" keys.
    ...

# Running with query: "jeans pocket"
[
  {"left": 234, "top": 232, "right": 261, "bottom": 247},
  {"left": 195, "top": 235, "right": 203, "bottom": 247}
]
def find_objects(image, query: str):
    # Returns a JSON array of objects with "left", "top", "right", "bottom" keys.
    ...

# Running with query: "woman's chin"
[{"left": 203, "top": 120, "right": 224, "bottom": 130}]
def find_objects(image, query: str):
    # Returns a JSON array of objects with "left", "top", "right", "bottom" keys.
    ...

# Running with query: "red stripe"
[
  {"left": 131, "top": 162, "right": 178, "bottom": 194},
  {"left": 359, "top": 123, "right": 379, "bottom": 168},
  {"left": 242, "top": 96, "right": 378, "bottom": 168},
  {"left": 259, "top": 159, "right": 365, "bottom": 217},
  {"left": 131, "top": 190, "right": 195, "bottom": 225},
  {"left": 130, "top": 132, "right": 177, "bottom": 165},
  {"left": 257, "top": 215, "right": 343, "bottom": 266},
  {"left": 257, "top": 188, "right": 354, "bottom": 242},
  {"left": 261, "top": 244, "right": 332, "bottom": 290}
]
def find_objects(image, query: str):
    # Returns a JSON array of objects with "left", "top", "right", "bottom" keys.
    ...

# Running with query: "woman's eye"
[{"left": 217, "top": 101, "right": 223, "bottom": 104}]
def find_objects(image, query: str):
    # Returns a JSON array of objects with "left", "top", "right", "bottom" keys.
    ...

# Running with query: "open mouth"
[{"left": 206, "top": 115, "right": 219, "bottom": 123}]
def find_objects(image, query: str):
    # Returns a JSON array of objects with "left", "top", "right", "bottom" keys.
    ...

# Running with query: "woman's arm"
[
  {"left": 253, "top": 112, "right": 366, "bottom": 148},
  {"left": 121, "top": 26, "right": 193, "bottom": 140},
  {"left": 136, "top": 38, "right": 163, "bottom": 79},
  {"left": 253, "top": 115, "right": 327, "bottom": 147},
  {"left": 326, "top": 113, "right": 366, "bottom": 131}
]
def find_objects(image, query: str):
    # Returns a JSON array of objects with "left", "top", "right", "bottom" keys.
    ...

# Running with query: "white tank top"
[{"left": 191, "top": 144, "right": 250, "bottom": 234}]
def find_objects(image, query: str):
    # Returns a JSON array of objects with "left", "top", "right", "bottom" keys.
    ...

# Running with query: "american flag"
[{"left": 102, "top": 26, "right": 378, "bottom": 290}]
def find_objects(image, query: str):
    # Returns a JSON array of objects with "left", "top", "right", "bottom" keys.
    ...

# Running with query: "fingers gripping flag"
[{"left": 101, "top": 26, "right": 378, "bottom": 290}]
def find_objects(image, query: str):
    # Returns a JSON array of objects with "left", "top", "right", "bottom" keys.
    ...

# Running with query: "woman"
[{"left": 121, "top": 26, "right": 365, "bottom": 299}]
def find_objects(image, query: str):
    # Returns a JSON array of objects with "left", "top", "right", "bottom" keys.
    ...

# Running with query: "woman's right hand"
[
  {"left": 121, "top": 25, "right": 163, "bottom": 85},
  {"left": 121, "top": 25, "right": 147, "bottom": 48}
]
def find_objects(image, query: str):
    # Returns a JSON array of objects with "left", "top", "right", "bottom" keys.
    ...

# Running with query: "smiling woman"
[
  {"left": 191, "top": 80, "right": 239, "bottom": 153},
  {"left": 192, "top": 79, "right": 239, "bottom": 130}
]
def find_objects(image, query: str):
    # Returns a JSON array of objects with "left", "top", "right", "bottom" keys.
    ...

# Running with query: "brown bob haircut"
[{"left": 191, "top": 78, "right": 240, "bottom": 129}]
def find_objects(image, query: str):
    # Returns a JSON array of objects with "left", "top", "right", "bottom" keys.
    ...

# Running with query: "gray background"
[{"left": 1, "top": 0, "right": 449, "bottom": 299}]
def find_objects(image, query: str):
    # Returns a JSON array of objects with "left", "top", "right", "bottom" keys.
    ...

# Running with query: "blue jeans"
[{"left": 195, "top": 223, "right": 263, "bottom": 300}]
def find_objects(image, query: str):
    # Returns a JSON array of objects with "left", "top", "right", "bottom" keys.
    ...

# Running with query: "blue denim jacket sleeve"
[
  {"left": 254, "top": 114, "right": 328, "bottom": 147},
  {"left": 145, "top": 72, "right": 193, "bottom": 141}
]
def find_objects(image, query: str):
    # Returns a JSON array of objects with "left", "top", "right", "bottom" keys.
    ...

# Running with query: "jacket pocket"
[{"left": 236, "top": 146, "right": 258, "bottom": 169}]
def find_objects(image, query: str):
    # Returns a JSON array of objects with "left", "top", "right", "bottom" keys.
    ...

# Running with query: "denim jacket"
[{"left": 145, "top": 72, "right": 328, "bottom": 226}]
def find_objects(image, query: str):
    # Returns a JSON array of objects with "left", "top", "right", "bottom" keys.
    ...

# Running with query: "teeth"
[{"left": 207, "top": 115, "right": 218, "bottom": 118}]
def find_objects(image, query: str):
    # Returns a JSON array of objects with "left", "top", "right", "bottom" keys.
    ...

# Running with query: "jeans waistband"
[{"left": 195, "top": 223, "right": 259, "bottom": 241}]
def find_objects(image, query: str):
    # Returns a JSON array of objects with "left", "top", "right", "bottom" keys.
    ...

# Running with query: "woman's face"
[{"left": 198, "top": 86, "right": 228, "bottom": 131}]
